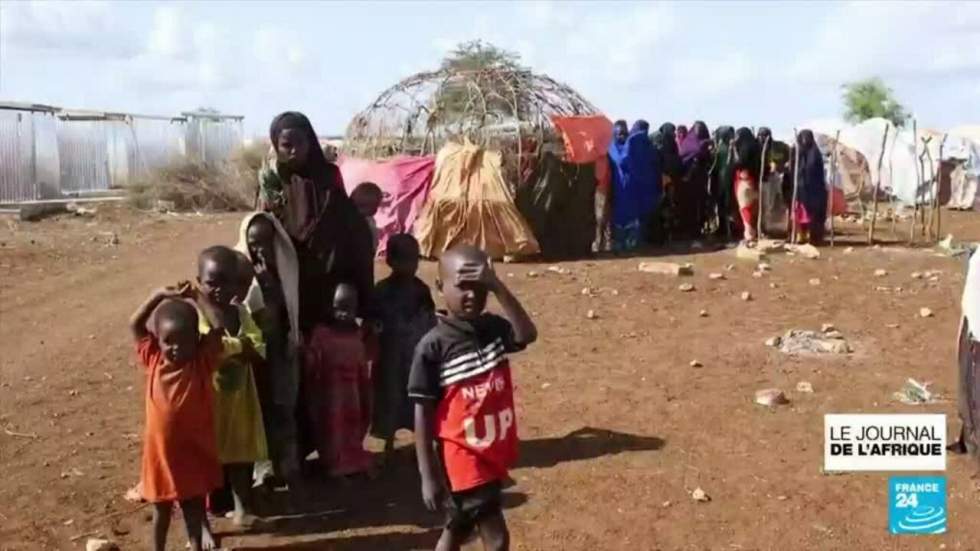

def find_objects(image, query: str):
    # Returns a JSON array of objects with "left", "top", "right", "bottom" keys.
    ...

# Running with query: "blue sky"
[{"left": 2, "top": 1, "right": 978, "bottom": 138}]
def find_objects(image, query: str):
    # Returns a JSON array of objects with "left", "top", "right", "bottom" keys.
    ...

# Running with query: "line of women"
[{"left": 602, "top": 121, "right": 830, "bottom": 251}]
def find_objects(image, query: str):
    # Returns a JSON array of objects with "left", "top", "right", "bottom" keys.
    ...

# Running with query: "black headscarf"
[
  {"left": 657, "top": 122, "right": 682, "bottom": 179},
  {"left": 733, "top": 127, "right": 761, "bottom": 179}
]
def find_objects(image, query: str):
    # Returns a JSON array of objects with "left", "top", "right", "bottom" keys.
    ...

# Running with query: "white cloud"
[{"left": 1, "top": 0, "right": 139, "bottom": 58}]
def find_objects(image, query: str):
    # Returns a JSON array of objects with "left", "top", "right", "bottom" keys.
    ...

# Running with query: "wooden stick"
[
  {"left": 757, "top": 136, "right": 770, "bottom": 239},
  {"left": 829, "top": 131, "right": 841, "bottom": 247},
  {"left": 868, "top": 125, "right": 890, "bottom": 244},
  {"left": 922, "top": 137, "right": 937, "bottom": 241},
  {"left": 937, "top": 134, "right": 947, "bottom": 241},
  {"left": 789, "top": 137, "right": 799, "bottom": 243},
  {"left": 3, "top": 426, "right": 38, "bottom": 439},
  {"left": 911, "top": 120, "right": 920, "bottom": 243}
]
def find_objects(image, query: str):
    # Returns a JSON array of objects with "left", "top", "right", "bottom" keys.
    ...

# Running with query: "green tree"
[
  {"left": 841, "top": 78, "right": 909, "bottom": 127},
  {"left": 433, "top": 41, "right": 529, "bottom": 131},
  {"left": 440, "top": 40, "right": 523, "bottom": 72}
]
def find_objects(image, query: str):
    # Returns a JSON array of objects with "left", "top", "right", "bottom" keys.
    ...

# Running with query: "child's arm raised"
[
  {"left": 129, "top": 286, "right": 186, "bottom": 340},
  {"left": 461, "top": 261, "right": 537, "bottom": 345}
]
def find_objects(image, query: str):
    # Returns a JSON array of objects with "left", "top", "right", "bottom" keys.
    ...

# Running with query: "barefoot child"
[
  {"left": 130, "top": 287, "right": 222, "bottom": 551},
  {"left": 236, "top": 212, "right": 303, "bottom": 491},
  {"left": 304, "top": 282, "right": 374, "bottom": 477},
  {"left": 372, "top": 234, "right": 435, "bottom": 464},
  {"left": 409, "top": 245, "right": 538, "bottom": 551},
  {"left": 196, "top": 245, "right": 268, "bottom": 526}
]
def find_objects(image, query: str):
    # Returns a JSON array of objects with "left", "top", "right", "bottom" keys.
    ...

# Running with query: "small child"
[
  {"left": 236, "top": 213, "right": 303, "bottom": 492},
  {"left": 304, "top": 282, "right": 374, "bottom": 477},
  {"left": 195, "top": 245, "right": 268, "bottom": 527},
  {"left": 351, "top": 181, "right": 383, "bottom": 253},
  {"left": 409, "top": 245, "right": 537, "bottom": 551},
  {"left": 129, "top": 286, "right": 222, "bottom": 551},
  {"left": 372, "top": 234, "right": 435, "bottom": 464}
]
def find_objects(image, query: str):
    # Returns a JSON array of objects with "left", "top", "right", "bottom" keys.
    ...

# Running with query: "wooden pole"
[
  {"left": 922, "top": 137, "right": 937, "bottom": 241},
  {"left": 868, "top": 125, "right": 890, "bottom": 245},
  {"left": 910, "top": 120, "right": 920, "bottom": 243},
  {"left": 790, "top": 130, "right": 801, "bottom": 244},
  {"left": 757, "top": 136, "right": 770, "bottom": 240},
  {"left": 937, "top": 134, "right": 947, "bottom": 242},
  {"left": 829, "top": 130, "right": 841, "bottom": 247}
]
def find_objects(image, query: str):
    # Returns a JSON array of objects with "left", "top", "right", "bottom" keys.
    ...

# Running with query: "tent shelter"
[{"left": 343, "top": 66, "right": 608, "bottom": 259}]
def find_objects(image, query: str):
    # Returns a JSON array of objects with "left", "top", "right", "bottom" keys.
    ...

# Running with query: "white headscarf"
[{"left": 235, "top": 211, "right": 301, "bottom": 347}]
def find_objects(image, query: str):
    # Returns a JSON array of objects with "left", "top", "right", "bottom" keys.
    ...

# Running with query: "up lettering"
[{"left": 463, "top": 408, "right": 514, "bottom": 448}]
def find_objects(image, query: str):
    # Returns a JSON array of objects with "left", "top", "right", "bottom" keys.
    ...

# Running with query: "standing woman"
[
  {"left": 732, "top": 127, "right": 762, "bottom": 244},
  {"left": 710, "top": 126, "right": 736, "bottom": 239},
  {"left": 676, "top": 121, "right": 713, "bottom": 240},
  {"left": 793, "top": 129, "right": 828, "bottom": 245},
  {"left": 654, "top": 123, "right": 683, "bottom": 244},
  {"left": 258, "top": 112, "right": 375, "bottom": 473}
]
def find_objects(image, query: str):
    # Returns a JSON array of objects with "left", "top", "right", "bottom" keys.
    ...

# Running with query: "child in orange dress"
[{"left": 130, "top": 286, "right": 223, "bottom": 551}]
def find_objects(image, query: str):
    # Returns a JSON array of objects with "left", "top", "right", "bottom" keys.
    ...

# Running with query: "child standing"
[
  {"left": 409, "top": 245, "right": 537, "bottom": 551},
  {"left": 372, "top": 234, "right": 435, "bottom": 463},
  {"left": 235, "top": 212, "right": 303, "bottom": 491},
  {"left": 195, "top": 245, "right": 268, "bottom": 526},
  {"left": 351, "top": 181, "right": 383, "bottom": 254},
  {"left": 130, "top": 286, "right": 222, "bottom": 551},
  {"left": 304, "top": 282, "right": 374, "bottom": 477}
]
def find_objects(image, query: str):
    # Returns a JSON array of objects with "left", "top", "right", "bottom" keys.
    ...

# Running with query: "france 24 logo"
[{"left": 888, "top": 476, "right": 947, "bottom": 534}]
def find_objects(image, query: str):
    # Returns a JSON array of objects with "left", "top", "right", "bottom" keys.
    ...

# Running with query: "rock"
[
  {"left": 689, "top": 360, "right": 703, "bottom": 368},
  {"left": 844, "top": 247, "right": 854, "bottom": 254},
  {"left": 155, "top": 200, "right": 176, "bottom": 213},
  {"left": 541, "top": 383, "right": 551, "bottom": 390},
  {"left": 788, "top": 243, "right": 821, "bottom": 259},
  {"left": 638, "top": 261, "right": 694, "bottom": 276},
  {"left": 661, "top": 500, "right": 672, "bottom": 508},
  {"left": 809, "top": 278, "right": 821, "bottom": 286},
  {"left": 547, "top": 265, "right": 568, "bottom": 275},
  {"left": 691, "top": 487, "right": 710, "bottom": 502},
  {"left": 752, "top": 271, "right": 763, "bottom": 278},
  {"left": 886, "top": 323, "right": 900, "bottom": 329},
  {"left": 736, "top": 244, "right": 767, "bottom": 262},
  {"left": 699, "top": 309, "right": 709, "bottom": 318},
  {"left": 919, "top": 307, "right": 933, "bottom": 318},
  {"left": 778, "top": 329, "right": 851, "bottom": 355},
  {"left": 708, "top": 272, "right": 725, "bottom": 280},
  {"left": 678, "top": 283, "right": 695, "bottom": 292},
  {"left": 586, "top": 309, "right": 598, "bottom": 320},
  {"left": 769, "top": 282, "right": 778, "bottom": 289},
  {"left": 796, "top": 381, "right": 814, "bottom": 393},
  {"left": 580, "top": 287, "right": 591, "bottom": 296},
  {"left": 765, "top": 336, "right": 782, "bottom": 347},
  {"left": 755, "top": 388, "right": 789, "bottom": 407},
  {"left": 821, "top": 323, "right": 836, "bottom": 333},
  {"left": 911, "top": 272, "right": 923, "bottom": 280},
  {"left": 725, "top": 264, "right": 735, "bottom": 271},
  {"left": 86, "top": 539, "right": 119, "bottom": 551},
  {"left": 874, "top": 269, "right": 888, "bottom": 277},
  {"left": 526, "top": 271, "right": 539, "bottom": 278},
  {"left": 610, "top": 289, "right": 619, "bottom": 296},
  {"left": 758, "top": 239, "right": 787, "bottom": 253},
  {"left": 757, "top": 262, "right": 771, "bottom": 272},
  {"left": 741, "top": 291, "right": 752, "bottom": 301},
  {"left": 66, "top": 203, "right": 97, "bottom": 217}
]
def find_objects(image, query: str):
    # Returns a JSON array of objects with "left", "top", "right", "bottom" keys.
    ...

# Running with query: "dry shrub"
[{"left": 128, "top": 141, "right": 268, "bottom": 212}]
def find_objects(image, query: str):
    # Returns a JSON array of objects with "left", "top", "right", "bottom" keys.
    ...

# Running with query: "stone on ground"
[
  {"left": 678, "top": 283, "right": 695, "bottom": 292},
  {"left": 741, "top": 291, "right": 752, "bottom": 301},
  {"left": 919, "top": 307, "right": 933, "bottom": 318},
  {"left": 691, "top": 487, "right": 711, "bottom": 502},
  {"left": 796, "top": 381, "right": 814, "bottom": 393},
  {"left": 777, "top": 329, "right": 851, "bottom": 355},
  {"left": 638, "top": 261, "right": 694, "bottom": 276},
  {"left": 874, "top": 269, "right": 888, "bottom": 277},
  {"left": 708, "top": 272, "right": 725, "bottom": 280},
  {"left": 755, "top": 388, "right": 789, "bottom": 407}
]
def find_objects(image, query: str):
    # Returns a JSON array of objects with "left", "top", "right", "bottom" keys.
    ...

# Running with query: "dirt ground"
[{"left": 2, "top": 204, "right": 980, "bottom": 550}]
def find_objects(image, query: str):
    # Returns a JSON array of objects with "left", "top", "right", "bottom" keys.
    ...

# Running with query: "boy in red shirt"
[{"left": 408, "top": 245, "right": 537, "bottom": 551}]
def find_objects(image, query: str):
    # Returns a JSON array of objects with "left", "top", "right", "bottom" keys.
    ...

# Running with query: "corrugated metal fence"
[{"left": 0, "top": 103, "right": 243, "bottom": 203}]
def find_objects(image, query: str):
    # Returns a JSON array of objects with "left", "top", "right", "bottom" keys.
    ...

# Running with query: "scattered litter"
[
  {"left": 638, "top": 261, "right": 694, "bottom": 276},
  {"left": 708, "top": 272, "right": 725, "bottom": 280},
  {"left": 787, "top": 243, "right": 820, "bottom": 259},
  {"left": 919, "top": 308, "right": 934, "bottom": 318},
  {"left": 66, "top": 203, "right": 97, "bottom": 217},
  {"left": 874, "top": 269, "right": 888, "bottom": 277},
  {"left": 678, "top": 283, "right": 695, "bottom": 292},
  {"left": 689, "top": 360, "right": 703, "bottom": 368},
  {"left": 691, "top": 487, "right": 711, "bottom": 502},
  {"left": 586, "top": 310, "right": 598, "bottom": 320},
  {"left": 740, "top": 291, "right": 752, "bottom": 301},
  {"left": 775, "top": 329, "right": 851, "bottom": 355},
  {"left": 939, "top": 234, "right": 970, "bottom": 257},
  {"left": 755, "top": 388, "right": 789, "bottom": 407},
  {"left": 808, "top": 278, "right": 821, "bottom": 286},
  {"left": 893, "top": 378, "right": 937, "bottom": 405},
  {"left": 796, "top": 381, "right": 814, "bottom": 393}
]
